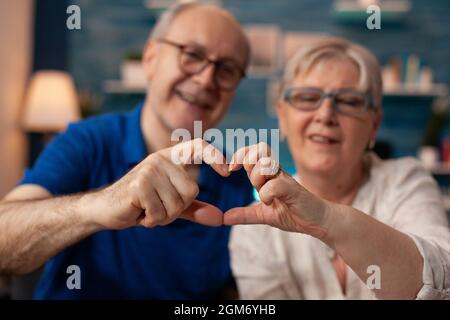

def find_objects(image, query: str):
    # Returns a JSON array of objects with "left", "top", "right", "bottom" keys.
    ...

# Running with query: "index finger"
[
  {"left": 229, "top": 143, "right": 273, "bottom": 173},
  {"left": 164, "top": 139, "right": 230, "bottom": 177}
]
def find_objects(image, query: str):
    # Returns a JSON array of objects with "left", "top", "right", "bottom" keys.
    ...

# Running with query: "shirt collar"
[
  {"left": 122, "top": 103, "right": 224, "bottom": 191},
  {"left": 123, "top": 101, "right": 148, "bottom": 168}
]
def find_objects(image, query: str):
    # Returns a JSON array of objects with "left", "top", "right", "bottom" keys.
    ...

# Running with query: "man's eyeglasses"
[
  {"left": 283, "top": 87, "right": 376, "bottom": 117},
  {"left": 156, "top": 38, "right": 246, "bottom": 91}
]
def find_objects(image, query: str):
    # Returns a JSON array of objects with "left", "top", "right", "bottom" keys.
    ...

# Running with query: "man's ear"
[{"left": 142, "top": 40, "right": 158, "bottom": 81}]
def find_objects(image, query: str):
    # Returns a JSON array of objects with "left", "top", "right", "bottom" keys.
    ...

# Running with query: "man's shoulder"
[
  {"left": 67, "top": 110, "right": 130, "bottom": 138},
  {"left": 56, "top": 108, "right": 142, "bottom": 154}
]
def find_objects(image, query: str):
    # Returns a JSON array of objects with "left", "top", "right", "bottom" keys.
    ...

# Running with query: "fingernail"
[{"left": 228, "top": 158, "right": 234, "bottom": 170}]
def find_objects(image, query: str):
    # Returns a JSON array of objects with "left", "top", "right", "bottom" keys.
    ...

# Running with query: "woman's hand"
[{"left": 225, "top": 143, "right": 332, "bottom": 240}]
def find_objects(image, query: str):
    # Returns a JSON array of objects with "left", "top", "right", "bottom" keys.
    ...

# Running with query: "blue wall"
[{"left": 68, "top": 0, "right": 450, "bottom": 170}]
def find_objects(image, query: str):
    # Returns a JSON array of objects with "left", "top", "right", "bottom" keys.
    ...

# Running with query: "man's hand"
[
  {"left": 225, "top": 143, "right": 331, "bottom": 239},
  {"left": 86, "top": 139, "right": 230, "bottom": 230}
]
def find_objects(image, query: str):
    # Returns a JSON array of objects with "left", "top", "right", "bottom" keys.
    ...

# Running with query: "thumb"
[
  {"left": 223, "top": 204, "right": 264, "bottom": 225},
  {"left": 179, "top": 200, "right": 224, "bottom": 227}
]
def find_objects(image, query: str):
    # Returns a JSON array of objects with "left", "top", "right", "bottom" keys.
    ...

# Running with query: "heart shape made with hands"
[{"left": 170, "top": 141, "right": 280, "bottom": 227}]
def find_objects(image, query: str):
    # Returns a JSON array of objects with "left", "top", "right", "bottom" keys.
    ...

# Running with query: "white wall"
[{"left": 0, "top": 0, "right": 34, "bottom": 197}]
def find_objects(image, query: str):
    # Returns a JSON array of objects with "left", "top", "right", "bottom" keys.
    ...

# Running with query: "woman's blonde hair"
[{"left": 281, "top": 36, "right": 383, "bottom": 111}]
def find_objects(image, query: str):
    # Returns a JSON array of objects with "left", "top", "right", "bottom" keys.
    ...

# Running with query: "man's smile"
[{"left": 175, "top": 89, "right": 213, "bottom": 111}]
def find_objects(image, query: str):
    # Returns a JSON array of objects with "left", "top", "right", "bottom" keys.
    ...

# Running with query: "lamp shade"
[{"left": 23, "top": 70, "right": 80, "bottom": 132}]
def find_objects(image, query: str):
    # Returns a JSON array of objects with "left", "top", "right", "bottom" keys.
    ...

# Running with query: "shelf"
[
  {"left": 144, "top": 0, "right": 222, "bottom": 15},
  {"left": 333, "top": 0, "right": 411, "bottom": 23},
  {"left": 426, "top": 163, "right": 450, "bottom": 175},
  {"left": 383, "top": 84, "right": 448, "bottom": 98},
  {"left": 103, "top": 80, "right": 146, "bottom": 94},
  {"left": 334, "top": 0, "right": 411, "bottom": 11},
  {"left": 103, "top": 79, "right": 448, "bottom": 99}
]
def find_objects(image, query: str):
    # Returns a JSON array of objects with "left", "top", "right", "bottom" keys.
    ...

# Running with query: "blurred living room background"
[{"left": 0, "top": 0, "right": 449, "bottom": 299}]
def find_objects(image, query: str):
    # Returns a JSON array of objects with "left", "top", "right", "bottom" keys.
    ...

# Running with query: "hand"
[
  {"left": 224, "top": 143, "right": 331, "bottom": 239},
  {"left": 87, "top": 139, "right": 230, "bottom": 230}
]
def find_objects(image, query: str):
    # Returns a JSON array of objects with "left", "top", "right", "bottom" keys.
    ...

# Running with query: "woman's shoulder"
[
  {"left": 364, "top": 153, "right": 443, "bottom": 216},
  {"left": 368, "top": 153, "right": 433, "bottom": 186},
  {"left": 351, "top": 153, "right": 442, "bottom": 220}
]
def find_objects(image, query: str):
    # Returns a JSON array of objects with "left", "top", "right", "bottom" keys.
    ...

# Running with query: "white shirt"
[{"left": 230, "top": 154, "right": 450, "bottom": 300}]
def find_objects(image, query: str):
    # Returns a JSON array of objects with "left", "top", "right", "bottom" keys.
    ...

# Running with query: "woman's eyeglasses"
[
  {"left": 156, "top": 38, "right": 246, "bottom": 91},
  {"left": 283, "top": 87, "right": 376, "bottom": 116}
]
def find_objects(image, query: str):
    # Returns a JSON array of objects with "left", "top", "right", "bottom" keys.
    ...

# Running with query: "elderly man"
[{"left": 0, "top": 3, "right": 253, "bottom": 299}]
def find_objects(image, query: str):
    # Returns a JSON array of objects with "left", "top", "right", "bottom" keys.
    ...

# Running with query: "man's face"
[{"left": 143, "top": 7, "right": 248, "bottom": 133}]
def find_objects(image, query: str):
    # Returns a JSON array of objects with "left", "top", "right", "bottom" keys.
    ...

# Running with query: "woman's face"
[{"left": 277, "top": 58, "right": 381, "bottom": 176}]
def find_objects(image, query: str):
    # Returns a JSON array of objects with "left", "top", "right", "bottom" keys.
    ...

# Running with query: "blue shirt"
[{"left": 20, "top": 102, "right": 254, "bottom": 299}]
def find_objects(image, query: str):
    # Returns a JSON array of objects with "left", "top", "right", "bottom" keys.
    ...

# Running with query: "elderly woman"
[{"left": 226, "top": 37, "right": 450, "bottom": 300}]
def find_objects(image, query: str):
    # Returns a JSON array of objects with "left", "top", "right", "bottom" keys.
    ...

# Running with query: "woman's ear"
[
  {"left": 142, "top": 40, "right": 158, "bottom": 82},
  {"left": 370, "top": 111, "right": 382, "bottom": 141},
  {"left": 276, "top": 99, "right": 287, "bottom": 141}
]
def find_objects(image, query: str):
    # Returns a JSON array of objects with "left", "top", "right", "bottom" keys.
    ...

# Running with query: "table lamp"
[{"left": 22, "top": 70, "right": 80, "bottom": 133}]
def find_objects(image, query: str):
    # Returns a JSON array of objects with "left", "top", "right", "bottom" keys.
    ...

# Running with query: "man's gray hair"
[
  {"left": 147, "top": 1, "right": 251, "bottom": 70},
  {"left": 150, "top": 2, "right": 200, "bottom": 40}
]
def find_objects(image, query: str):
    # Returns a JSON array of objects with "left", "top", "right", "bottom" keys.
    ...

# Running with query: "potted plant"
[{"left": 78, "top": 89, "right": 102, "bottom": 119}]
